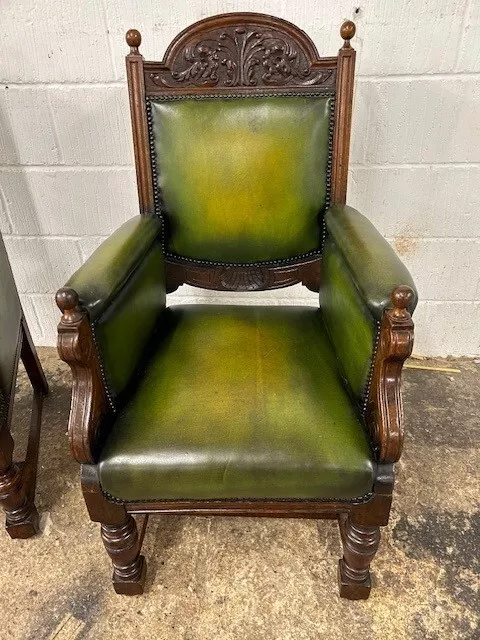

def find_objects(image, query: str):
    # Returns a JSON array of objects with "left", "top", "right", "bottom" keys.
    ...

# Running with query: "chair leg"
[
  {"left": 81, "top": 465, "right": 146, "bottom": 595},
  {"left": 337, "top": 513, "right": 380, "bottom": 600},
  {"left": 20, "top": 319, "right": 49, "bottom": 396},
  {"left": 0, "top": 428, "right": 39, "bottom": 538},
  {"left": 101, "top": 513, "right": 146, "bottom": 595},
  {"left": 0, "top": 321, "right": 48, "bottom": 538}
]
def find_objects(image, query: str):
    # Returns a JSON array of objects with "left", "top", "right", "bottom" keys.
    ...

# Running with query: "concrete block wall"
[{"left": 1, "top": 0, "right": 479, "bottom": 356}]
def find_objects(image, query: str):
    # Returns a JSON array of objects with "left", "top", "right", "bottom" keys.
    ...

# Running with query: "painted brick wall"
[{"left": 1, "top": 0, "right": 479, "bottom": 356}]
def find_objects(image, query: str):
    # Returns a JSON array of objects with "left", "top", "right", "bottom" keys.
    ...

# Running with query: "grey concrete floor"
[{"left": 0, "top": 349, "right": 478, "bottom": 639}]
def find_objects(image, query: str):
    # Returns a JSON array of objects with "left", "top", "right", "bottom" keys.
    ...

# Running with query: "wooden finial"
[
  {"left": 56, "top": 287, "right": 83, "bottom": 322},
  {"left": 340, "top": 20, "right": 356, "bottom": 48},
  {"left": 391, "top": 286, "right": 415, "bottom": 316},
  {"left": 56, "top": 287, "right": 79, "bottom": 312},
  {"left": 126, "top": 29, "right": 141, "bottom": 53}
]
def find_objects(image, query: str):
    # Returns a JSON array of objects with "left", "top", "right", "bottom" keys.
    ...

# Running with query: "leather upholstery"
[
  {"left": 94, "top": 246, "right": 166, "bottom": 400},
  {"left": 98, "top": 305, "right": 375, "bottom": 501},
  {"left": 320, "top": 239, "right": 376, "bottom": 402},
  {"left": 151, "top": 96, "right": 332, "bottom": 263},
  {"left": 320, "top": 206, "right": 417, "bottom": 403},
  {"left": 325, "top": 206, "right": 418, "bottom": 319},
  {"left": 0, "top": 233, "right": 22, "bottom": 427},
  {"left": 67, "top": 216, "right": 163, "bottom": 321},
  {"left": 67, "top": 216, "right": 166, "bottom": 400}
]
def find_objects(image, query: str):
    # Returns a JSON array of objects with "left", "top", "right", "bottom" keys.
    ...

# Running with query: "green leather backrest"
[
  {"left": 150, "top": 96, "right": 332, "bottom": 263},
  {"left": 0, "top": 232, "right": 22, "bottom": 427},
  {"left": 320, "top": 237, "right": 377, "bottom": 404}
]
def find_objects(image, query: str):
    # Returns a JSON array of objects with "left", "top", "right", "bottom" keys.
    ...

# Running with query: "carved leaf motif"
[{"left": 153, "top": 25, "right": 334, "bottom": 88}]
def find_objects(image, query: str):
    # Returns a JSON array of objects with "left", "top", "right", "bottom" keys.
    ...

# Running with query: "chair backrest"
[{"left": 125, "top": 13, "right": 356, "bottom": 292}]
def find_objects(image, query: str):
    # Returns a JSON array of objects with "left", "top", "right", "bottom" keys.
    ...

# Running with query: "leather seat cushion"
[{"left": 98, "top": 305, "right": 375, "bottom": 501}]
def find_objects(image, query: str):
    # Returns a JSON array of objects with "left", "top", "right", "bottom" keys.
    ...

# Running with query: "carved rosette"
[
  {"left": 150, "top": 25, "right": 335, "bottom": 89},
  {"left": 219, "top": 265, "right": 269, "bottom": 291}
]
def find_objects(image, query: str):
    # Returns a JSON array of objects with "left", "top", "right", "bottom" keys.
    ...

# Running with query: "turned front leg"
[
  {"left": 338, "top": 514, "right": 380, "bottom": 600},
  {"left": 0, "top": 431, "right": 39, "bottom": 538},
  {"left": 101, "top": 514, "right": 146, "bottom": 595}
]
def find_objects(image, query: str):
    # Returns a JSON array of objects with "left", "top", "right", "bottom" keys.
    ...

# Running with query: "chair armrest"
[
  {"left": 66, "top": 215, "right": 163, "bottom": 321},
  {"left": 320, "top": 205, "right": 417, "bottom": 463},
  {"left": 56, "top": 216, "right": 165, "bottom": 464},
  {"left": 325, "top": 205, "right": 417, "bottom": 319}
]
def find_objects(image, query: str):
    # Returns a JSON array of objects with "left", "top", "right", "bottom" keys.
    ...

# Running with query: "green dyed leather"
[
  {"left": 151, "top": 96, "right": 332, "bottom": 263},
  {"left": 321, "top": 205, "right": 417, "bottom": 403},
  {"left": 325, "top": 206, "right": 418, "bottom": 319},
  {"left": 0, "top": 233, "right": 22, "bottom": 426},
  {"left": 94, "top": 245, "right": 166, "bottom": 399},
  {"left": 67, "top": 216, "right": 163, "bottom": 321},
  {"left": 67, "top": 216, "right": 166, "bottom": 400},
  {"left": 98, "top": 305, "right": 375, "bottom": 501},
  {"left": 320, "top": 238, "right": 376, "bottom": 402}
]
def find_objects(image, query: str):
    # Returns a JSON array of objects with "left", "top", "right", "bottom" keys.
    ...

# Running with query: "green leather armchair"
[
  {"left": 57, "top": 13, "right": 417, "bottom": 600},
  {"left": 0, "top": 232, "right": 48, "bottom": 538}
]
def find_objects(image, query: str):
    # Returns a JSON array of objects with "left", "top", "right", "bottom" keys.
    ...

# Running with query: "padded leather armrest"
[
  {"left": 67, "top": 216, "right": 163, "bottom": 322},
  {"left": 320, "top": 205, "right": 417, "bottom": 406},
  {"left": 65, "top": 215, "right": 166, "bottom": 402},
  {"left": 325, "top": 205, "right": 417, "bottom": 319}
]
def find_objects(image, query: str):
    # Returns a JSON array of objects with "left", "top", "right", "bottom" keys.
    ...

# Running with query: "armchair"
[
  {"left": 57, "top": 13, "right": 416, "bottom": 599},
  {"left": 0, "top": 232, "right": 48, "bottom": 538}
]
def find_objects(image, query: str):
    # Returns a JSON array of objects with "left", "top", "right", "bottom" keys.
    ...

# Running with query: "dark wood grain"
[
  {"left": 81, "top": 465, "right": 146, "bottom": 594},
  {"left": 366, "top": 286, "right": 415, "bottom": 463},
  {"left": 126, "top": 29, "right": 155, "bottom": 216},
  {"left": 101, "top": 518, "right": 146, "bottom": 595},
  {"left": 143, "top": 13, "right": 337, "bottom": 95},
  {"left": 56, "top": 288, "right": 108, "bottom": 464},
  {"left": 331, "top": 21, "right": 356, "bottom": 205},
  {"left": 165, "top": 256, "right": 321, "bottom": 293},
  {"left": 338, "top": 514, "right": 381, "bottom": 600}
]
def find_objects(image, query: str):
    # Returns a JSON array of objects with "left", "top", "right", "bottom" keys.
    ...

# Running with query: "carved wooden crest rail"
[
  {"left": 139, "top": 14, "right": 340, "bottom": 96},
  {"left": 148, "top": 25, "right": 335, "bottom": 89}
]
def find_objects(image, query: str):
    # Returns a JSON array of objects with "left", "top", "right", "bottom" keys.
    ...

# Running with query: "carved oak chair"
[
  {"left": 56, "top": 13, "right": 417, "bottom": 599},
  {"left": 0, "top": 232, "right": 48, "bottom": 538}
]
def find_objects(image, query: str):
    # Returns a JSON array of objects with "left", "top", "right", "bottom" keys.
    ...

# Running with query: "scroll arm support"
[
  {"left": 56, "top": 287, "right": 108, "bottom": 465},
  {"left": 366, "top": 286, "right": 415, "bottom": 464}
]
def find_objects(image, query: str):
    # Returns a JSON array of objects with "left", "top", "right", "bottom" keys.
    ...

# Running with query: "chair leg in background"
[
  {"left": 0, "top": 431, "right": 39, "bottom": 538},
  {"left": 337, "top": 513, "right": 380, "bottom": 600},
  {"left": 20, "top": 319, "right": 49, "bottom": 396}
]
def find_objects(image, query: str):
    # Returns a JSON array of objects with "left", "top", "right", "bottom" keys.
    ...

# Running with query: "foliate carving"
[{"left": 152, "top": 26, "right": 335, "bottom": 89}]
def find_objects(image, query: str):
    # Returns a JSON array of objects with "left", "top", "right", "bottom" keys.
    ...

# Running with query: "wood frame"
[
  {"left": 0, "top": 318, "right": 48, "bottom": 538},
  {"left": 57, "top": 13, "right": 415, "bottom": 600}
]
